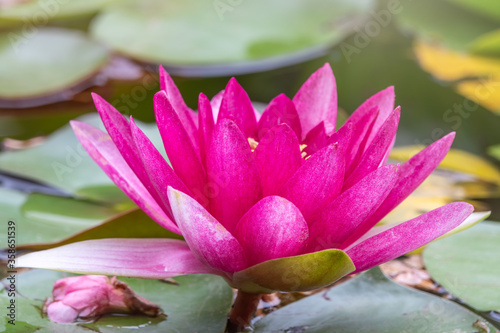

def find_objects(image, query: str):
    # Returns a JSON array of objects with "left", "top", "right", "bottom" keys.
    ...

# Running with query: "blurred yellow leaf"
[
  {"left": 390, "top": 146, "right": 500, "bottom": 184},
  {"left": 414, "top": 40, "right": 500, "bottom": 113}
]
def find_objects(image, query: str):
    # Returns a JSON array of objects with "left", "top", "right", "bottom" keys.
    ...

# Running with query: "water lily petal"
[
  {"left": 279, "top": 143, "right": 344, "bottom": 222},
  {"left": 71, "top": 121, "right": 179, "bottom": 233},
  {"left": 308, "top": 165, "right": 398, "bottom": 251},
  {"left": 129, "top": 118, "right": 192, "bottom": 213},
  {"left": 345, "top": 202, "right": 474, "bottom": 273},
  {"left": 344, "top": 107, "right": 400, "bottom": 189},
  {"left": 356, "top": 132, "right": 456, "bottom": 238},
  {"left": 17, "top": 238, "right": 217, "bottom": 278},
  {"left": 91, "top": 94, "right": 169, "bottom": 213},
  {"left": 302, "top": 122, "right": 328, "bottom": 156},
  {"left": 159, "top": 66, "right": 199, "bottom": 147},
  {"left": 218, "top": 78, "right": 258, "bottom": 138},
  {"left": 198, "top": 93, "right": 215, "bottom": 169},
  {"left": 254, "top": 124, "right": 303, "bottom": 196},
  {"left": 257, "top": 93, "right": 302, "bottom": 140},
  {"left": 210, "top": 90, "right": 224, "bottom": 121},
  {"left": 293, "top": 63, "right": 337, "bottom": 138},
  {"left": 154, "top": 91, "right": 207, "bottom": 203},
  {"left": 349, "top": 86, "right": 395, "bottom": 148},
  {"left": 168, "top": 187, "right": 248, "bottom": 273},
  {"left": 235, "top": 196, "right": 308, "bottom": 266},
  {"left": 207, "top": 119, "right": 262, "bottom": 233},
  {"left": 335, "top": 106, "right": 379, "bottom": 172}
]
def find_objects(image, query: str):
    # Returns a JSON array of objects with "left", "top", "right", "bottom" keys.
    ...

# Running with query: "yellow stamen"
[{"left": 248, "top": 138, "right": 259, "bottom": 152}]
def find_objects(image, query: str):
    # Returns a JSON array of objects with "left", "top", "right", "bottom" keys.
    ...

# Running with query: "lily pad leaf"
[
  {"left": 16, "top": 208, "right": 183, "bottom": 252},
  {"left": 0, "top": 28, "right": 109, "bottom": 100},
  {"left": 0, "top": 187, "right": 121, "bottom": 249},
  {"left": 90, "top": 0, "right": 374, "bottom": 72},
  {"left": 0, "top": 269, "right": 232, "bottom": 333},
  {"left": 254, "top": 267, "right": 497, "bottom": 332},
  {"left": 424, "top": 221, "right": 500, "bottom": 312},
  {"left": 0, "top": 113, "right": 164, "bottom": 203},
  {"left": 231, "top": 249, "right": 355, "bottom": 293}
]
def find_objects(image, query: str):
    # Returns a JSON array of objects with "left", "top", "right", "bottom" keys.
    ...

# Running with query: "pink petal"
[
  {"left": 235, "top": 196, "right": 309, "bottom": 266},
  {"left": 335, "top": 106, "right": 379, "bottom": 172},
  {"left": 47, "top": 302, "right": 79, "bottom": 323},
  {"left": 210, "top": 90, "right": 224, "bottom": 121},
  {"left": 217, "top": 78, "right": 258, "bottom": 138},
  {"left": 349, "top": 86, "right": 395, "bottom": 148},
  {"left": 302, "top": 122, "right": 328, "bottom": 156},
  {"left": 308, "top": 165, "right": 399, "bottom": 251},
  {"left": 129, "top": 118, "right": 193, "bottom": 212},
  {"left": 257, "top": 94, "right": 302, "bottom": 140},
  {"left": 279, "top": 143, "right": 345, "bottom": 222},
  {"left": 356, "top": 132, "right": 456, "bottom": 234},
  {"left": 168, "top": 187, "right": 248, "bottom": 273},
  {"left": 206, "top": 119, "right": 262, "bottom": 233},
  {"left": 70, "top": 121, "right": 179, "bottom": 233},
  {"left": 345, "top": 202, "right": 474, "bottom": 273},
  {"left": 17, "top": 238, "right": 217, "bottom": 278},
  {"left": 343, "top": 107, "right": 400, "bottom": 190},
  {"left": 293, "top": 63, "right": 337, "bottom": 139},
  {"left": 91, "top": 93, "right": 168, "bottom": 213},
  {"left": 198, "top": 93, "right": 215, "bottom": 169},
  {"left": 159, "top": 66, "right": 199, "bottom": 150},
  {"left": 253, "top": 124, "right": 303, "bottom": 196},
  {"left": 154, "top": 91, "right": 207, "bottom": 203}
]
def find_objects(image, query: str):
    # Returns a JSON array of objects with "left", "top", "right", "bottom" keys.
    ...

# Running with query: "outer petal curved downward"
[
  {"left": 17, "top": 238, "right": 217, "bottom": 278},
  {"left": 168, "top": 187, "right": 248, "bottom": 273}
]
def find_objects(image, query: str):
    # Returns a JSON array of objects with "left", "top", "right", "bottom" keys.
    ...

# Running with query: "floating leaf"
[
  {"left": 0, "top": 28, "right": 109, "bottom": 100},
  {"left": 424, "top": 221, "right": 500, "bottom": 312},
  {"left": 0, "top": 0, "right": 116, "bottom": 23},
  {"left": 16, "top": 208, "right": 183, "bottom": 252},
  {"left": 90, "top": 0, "right": 374, "bottom": 71},
  {"left": 254, "top": 267, "right": 497, "bottom": 332},
  {"left": 0, "top": 270, "right": 232, "bottom": 332},
  {"left": 0, "top": 187, "right": 121, "bottom": 249}
]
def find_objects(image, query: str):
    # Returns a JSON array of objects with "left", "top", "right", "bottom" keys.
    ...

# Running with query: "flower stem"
[{"left": 225, "top": 291, "right": 262, "bottom": 333}]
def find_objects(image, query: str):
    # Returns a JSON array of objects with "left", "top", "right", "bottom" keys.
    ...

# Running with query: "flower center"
[{"left": 247, "top": 138, "right": 309, "bottom": 159}]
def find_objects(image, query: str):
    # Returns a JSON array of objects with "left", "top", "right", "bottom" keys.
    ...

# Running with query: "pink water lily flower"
[{"left": 19, "top": 64, "right": 473, "bottom": 330}]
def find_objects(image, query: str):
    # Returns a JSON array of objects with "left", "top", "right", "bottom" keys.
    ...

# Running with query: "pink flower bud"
[{"left": 44, "top": 275, "right": 161, "bottom": 323}]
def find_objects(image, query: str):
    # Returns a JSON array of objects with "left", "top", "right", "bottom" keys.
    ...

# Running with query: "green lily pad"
[
  {"left": 231, "top": 249, "right": 355, "bottom": 293},
  {"left": 0, "top": 187, "right": 124, "bottom": 248},
  {"left": 0, "top": 0, "right": 116, "bottom": 22},
  {"left": 0, "top": 113, "right": 164, "bottom": 203},
  {"left": 424, "top": 221, "right": 500, "bottom": 312},
  {"left": 0, "top": 270, "right": 232, "bottom": 332},
  {"left": 90, "top": 0, "right": 373, "bottom": 68},
  {"left": 0, "top": 28, "right": 109, "bottom": 99},
  {"left": 16, "top": 208, "right": 183, "bottom": 252},
  {"left": 254, "top": 267, "right": 497, "bottom": 332}
]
